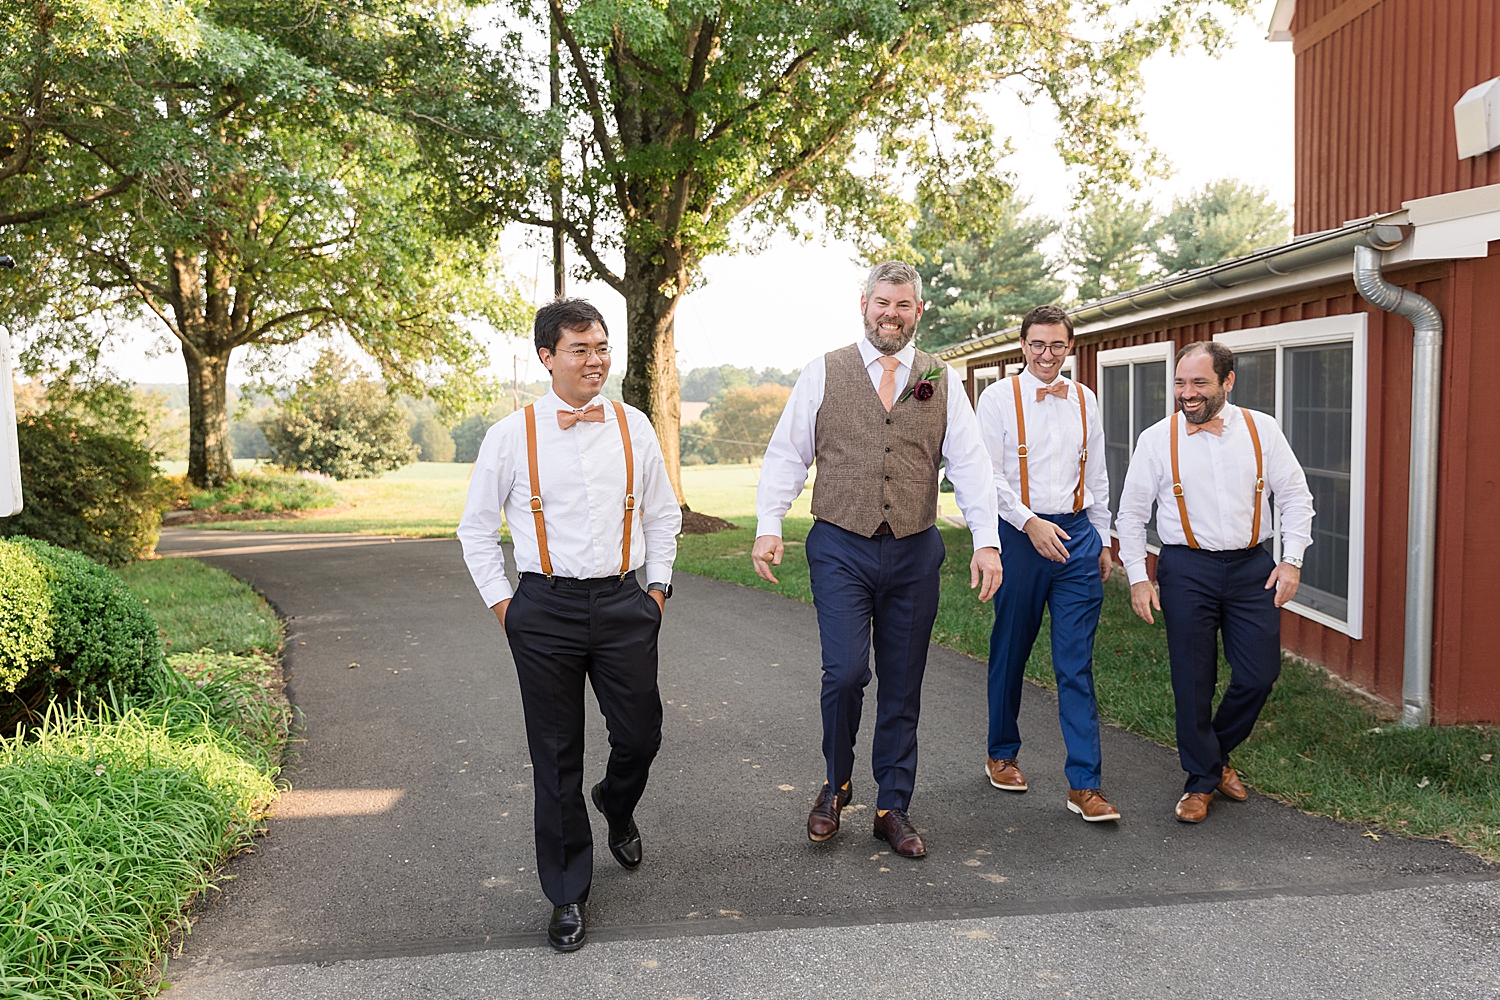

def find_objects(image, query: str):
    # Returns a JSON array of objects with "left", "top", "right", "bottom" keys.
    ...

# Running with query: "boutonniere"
[{"left": 898, "top": 365, "right": 944, "bottom": 403}]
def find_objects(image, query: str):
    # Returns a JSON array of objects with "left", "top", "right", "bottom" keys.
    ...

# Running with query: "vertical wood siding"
[{"left": 1294, "top": 0, "right": 1500, "bottom": 235}]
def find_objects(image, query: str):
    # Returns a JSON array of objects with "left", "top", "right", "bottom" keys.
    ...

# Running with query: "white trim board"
[{"left": 1216, "top": 314, "right": 1368, "bottom": 639}]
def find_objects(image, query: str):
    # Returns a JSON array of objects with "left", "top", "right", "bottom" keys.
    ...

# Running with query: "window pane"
[
  {"left": 1102, "top": 365, "right": 1130, "bottom": 520},
  {"left": 1132, "top": 361, "right": 1166, "bottom": 449},
  {"left": 1286, "top": 343, "right": 1353, "bottom": 619},
  {"left": 1230, "top": 349, "right": 1277, "bottom": 414}
]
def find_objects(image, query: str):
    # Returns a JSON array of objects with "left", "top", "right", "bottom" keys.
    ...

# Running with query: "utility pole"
[
  {"left": 549, "top": 12, "right": 565, "bottom": 300},
  {"left": 512, "top": 354, "right": 520, "bottom": 412}
]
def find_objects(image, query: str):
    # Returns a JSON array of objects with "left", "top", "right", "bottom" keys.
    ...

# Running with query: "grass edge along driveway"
[{"left": 677, "top": 516, "right": 1500, "bottom": 863}]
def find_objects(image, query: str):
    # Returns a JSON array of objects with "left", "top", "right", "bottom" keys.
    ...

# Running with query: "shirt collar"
[
  {"left": 1017, "top": 366, "right": 1069, "bottom": 390},
  {"left": 542, "top": 388, "right": 611, "bottom": 416},
  {"left": 858, "top": 336, "right": 916, "bottom": 371}
]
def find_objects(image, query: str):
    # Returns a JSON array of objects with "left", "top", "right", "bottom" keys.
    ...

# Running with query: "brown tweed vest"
[{"left": 810, "top": 343, "right": 949, "bottom": 538}]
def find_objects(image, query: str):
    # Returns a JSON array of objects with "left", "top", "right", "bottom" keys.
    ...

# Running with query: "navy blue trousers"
[
  {"left": 1156, "top": 545, "right": 1282, "bottom": 795},
  {"left": 987, "top": 512, "right": 1105, "bottom": 790},
  {"left": 804, "top": 520, "right": 946, "bottom": 812}
]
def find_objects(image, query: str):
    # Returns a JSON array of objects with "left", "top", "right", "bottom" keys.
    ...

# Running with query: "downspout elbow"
[{"left": 1353, "top": 245, "right": 1443, "bottom": 728}]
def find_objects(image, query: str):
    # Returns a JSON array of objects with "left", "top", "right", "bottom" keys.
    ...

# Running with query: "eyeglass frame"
[
  {"left": 1023, "top": 340, "right": 1071, "bottom": 356},
  {"left": 550, "top": 345, "right": 613, "bottom": 360}
]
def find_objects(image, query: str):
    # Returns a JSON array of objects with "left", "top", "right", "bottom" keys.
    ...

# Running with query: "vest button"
[
  {"left": 885, "top": 418, "right": 892, "bottom": 425},
  {"left": 883, "top": 503, "right": 891, "bottom": 509},
  {"left": 885, "top": 446, "right": 892, "bottom": 452},
  {"left": 884, "top": 475, "right": 891, "bottom": 481}
]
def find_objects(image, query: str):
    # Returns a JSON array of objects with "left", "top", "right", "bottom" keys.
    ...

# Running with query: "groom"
[{"left": 752, "top": 260, "right": 1004, "bottom": 858}]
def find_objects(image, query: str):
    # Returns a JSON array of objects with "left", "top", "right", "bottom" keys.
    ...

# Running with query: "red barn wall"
[{"left": 1293, "top": 0, "right": 1500, "bottom": 235}]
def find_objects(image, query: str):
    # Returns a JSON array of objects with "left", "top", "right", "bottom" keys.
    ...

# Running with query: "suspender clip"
[
  {"left": 1016, "top": 445, "right": 1028, "bottom": 458},
  {"left": 1079, "top": 449, "right": 1087, "bottom": 461},
  {"left": 1255, "top": 478, "right": 1265, "bottom": 493},
  {"left": 530, "top": 495, "right": 544, "bottom": 513},
  {"left": 1172, "top": 483, "right": 1185, "bottom": 498},
  {"left": 624, "top": 493, "right": 637, "bottom": 511}
]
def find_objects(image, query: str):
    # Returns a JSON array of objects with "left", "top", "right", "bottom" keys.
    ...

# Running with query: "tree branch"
[
  {"left": 517, "top": 213, "right": 624, "bottom": 292},
  {"left": 548, "top": 0, "right": 632, "bottom": 215},
  {"left": 703, "top": 44, "right": 818, "bottom": 144},
  {"left": 0, "top": 174, "right": 138, "bottom": 229}
]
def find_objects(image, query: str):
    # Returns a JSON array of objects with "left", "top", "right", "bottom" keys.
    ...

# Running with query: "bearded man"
[
  {"left": 1117, "top": 341, "right": 1314, "bottom": 824},
  {"left": 752, "top": 260, "right": 1005, "bottom": 859}
]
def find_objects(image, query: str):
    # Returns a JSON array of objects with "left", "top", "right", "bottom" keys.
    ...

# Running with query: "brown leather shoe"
[
  {"left": 1217, "top": 765, "right": 1248, "bottom": 802},
  {"left": 807, "top": 782, "right": 851, "bottom": 842},
  {"left": 1067, "top": 788, "right": 1121, "bottom": 822},
  {"left": 1175, "top": 792, "right": 1213, "bottom": 823},
  {"left": 986, "top": 757, "right": 1027, "bottom": 792},
  {"left": 873, "top": 808, "right": 927, "bottom": 858}
]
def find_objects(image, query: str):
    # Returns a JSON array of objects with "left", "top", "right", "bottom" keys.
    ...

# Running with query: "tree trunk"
[
  {"left": 184, "top": 348, "right": 236, "bottom": 488},
  {"left": 621, "top": 248, "right": 687, "bottom": 507}
]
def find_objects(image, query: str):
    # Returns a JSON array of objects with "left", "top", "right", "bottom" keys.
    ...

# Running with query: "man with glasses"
[
  {"left": 976, "top": 305, "right": 1120, "bottom": 822},
  {"left": 458, "top": 298, "right": 681, "bottom": 951},
  {"left": 753, "top": 260, "right": 1003, "bottom": 859}
]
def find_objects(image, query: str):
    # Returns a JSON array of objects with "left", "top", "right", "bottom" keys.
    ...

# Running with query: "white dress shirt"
[
  {"left": 458, "top": 389, "right": 682, "bottom": 607},
  {"left": 976, "top": 368, "right": 1110, "bottom": 540},
  {"left": 755, "top": 337, "right": 1002, "bottom": 552},
  {"left": 1116, "top": 404, "right": 1315, "bottom": 585}
]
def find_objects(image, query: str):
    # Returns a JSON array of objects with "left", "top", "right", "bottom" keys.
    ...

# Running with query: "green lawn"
[
  {"left": 117, "top": 558, "right": 283, "bottom": 655},
  {"left": 679, "top": 515, "right": 1500, "bottom": 863}
]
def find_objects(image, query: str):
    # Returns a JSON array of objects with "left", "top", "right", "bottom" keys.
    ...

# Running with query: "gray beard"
[{"left": 864, "top": 317, "right": 914, "bottom": 354}]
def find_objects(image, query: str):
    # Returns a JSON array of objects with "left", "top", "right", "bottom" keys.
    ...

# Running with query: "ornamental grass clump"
[{"left": 0, "top": 706, "right": 277, "bottom": 999}]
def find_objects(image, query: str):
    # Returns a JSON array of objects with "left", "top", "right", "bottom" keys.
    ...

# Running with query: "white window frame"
[
  {"left": 1215, "top": 315, "right": 1368, "bottom": 639},
  {"left": 1097, "top": 342, "right": 1176, "bottom": 551},
  {"left": 969, "top": 366, "right": 1000, "bottom": 404}
]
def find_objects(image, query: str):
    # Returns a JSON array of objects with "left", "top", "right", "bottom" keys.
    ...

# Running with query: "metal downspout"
[{"left": 1352, "top": 244, "right": 1444, "bottom": 727}]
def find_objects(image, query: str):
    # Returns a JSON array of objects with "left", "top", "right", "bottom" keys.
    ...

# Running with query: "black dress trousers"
[{"left": 504, "top": 572, "right": 664, "bottom": 906}]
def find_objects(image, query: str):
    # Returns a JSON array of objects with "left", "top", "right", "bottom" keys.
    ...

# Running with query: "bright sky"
[{"left": 100, "top": 1, "right": 1292, "bottom": 389}]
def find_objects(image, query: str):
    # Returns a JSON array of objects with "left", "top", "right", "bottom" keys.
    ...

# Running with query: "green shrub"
[
  {"left": 185, "top": 471, "right": 340, "bottom": 514},
  {"left": 0, "top": 543, "right": 52, "bottom": 692},
  {"left": 0, "top": 414, "right": 174, "bottom": 565},
  {"left": 260, "top": 351, "right": 416, "bottom": 479},
  {"left": 0, "top": 538, "right": 165, "bottom": 729}
]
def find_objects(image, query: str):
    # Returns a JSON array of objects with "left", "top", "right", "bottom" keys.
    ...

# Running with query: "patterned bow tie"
[
  {"left": 1035, "top": 380, "right": 1069, "bottom": 402},
  {"left": 1184, "top": 416, "right": 1225, "bottom": 436},
  {"left": 556, "top": 404, "right": 606, "bottom": 429}
]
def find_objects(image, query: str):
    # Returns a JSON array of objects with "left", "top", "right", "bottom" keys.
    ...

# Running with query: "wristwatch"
[
  {"left": 1281, "top": 557, "right": 1303, "bottom": 569},
  {"left": 647, "top": 582, "right": 673, "bottom": 599}
]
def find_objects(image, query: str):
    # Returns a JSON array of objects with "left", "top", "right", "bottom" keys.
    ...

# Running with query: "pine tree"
[{"left": 1155, "top": 179, "right": 1291, "bottom": 275}]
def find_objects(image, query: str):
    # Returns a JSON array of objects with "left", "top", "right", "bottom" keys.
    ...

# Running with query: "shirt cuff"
[
  {"left": 1281, "top": 539, "right": 1310, "bottom": 563},
  {"left": 756, "top": 515, "right": 784, "bottom": 538},
  {"left": 645, "top": 562, "right": 674, "bottom": 588},
  {"left": 1125, "top": 559, "right": 1150, "bottom": 586},
  {"left": 970, "top": 524, "right": 1001, "bottom": 552},
  {"left": 478, "top": 577, "right": 515, "bottom": 608},
  {"left": 1003, "top": 503, "right": 1037, "bottom": 533}
]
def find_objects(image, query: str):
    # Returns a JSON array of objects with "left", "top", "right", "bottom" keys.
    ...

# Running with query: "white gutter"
[{"left": 1352, "top": 245, "right": 1444, "bottom": 728}]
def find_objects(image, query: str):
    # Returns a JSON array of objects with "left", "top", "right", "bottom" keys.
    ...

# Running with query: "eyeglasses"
[
  {"left": 1025, "top": 341, "right": 1070, "bottom": 356},
  {"left": 554, "top": 346, "right": 612, "bottom": 360}
]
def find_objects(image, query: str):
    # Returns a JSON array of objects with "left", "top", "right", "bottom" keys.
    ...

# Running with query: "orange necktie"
[
  {"left": 556, "top": 403, "right": 606, "bottom": 429},
  {"left": 877, "top": 356, "right": 900, "bottom": 412},
  {"left": 1035, "top": 380, "right": 1069, "bottom": 403}
]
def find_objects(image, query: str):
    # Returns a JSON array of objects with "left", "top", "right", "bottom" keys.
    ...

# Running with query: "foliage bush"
[
  {"left": 0, "top": 538, "right": 165, "bottom": 729},
  {"left": 260, "top": 351, "right": 417, "bottom": 479},
  {"left": 680, "top": 383, "right": 792, "bottom": 464},
  {"left": 0, "top": 414, "right": 174, "bottom": 565},
  {"left": 185, "top": 471, "right": 340, "bottom": 515},
  {"left": 0, "top": 542, "right": 53, "bottom": 692},
  {"left": 411, "top": 415, "right": 457, "bottom": 462}
]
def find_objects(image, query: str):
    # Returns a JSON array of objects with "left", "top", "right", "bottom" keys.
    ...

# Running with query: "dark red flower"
[{"left": 913, "top": 380, "right": 935, "bottom": 401}]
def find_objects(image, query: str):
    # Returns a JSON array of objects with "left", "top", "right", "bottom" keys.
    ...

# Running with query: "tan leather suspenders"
[
  {"left": 1168, "top": 408, "right": 1265, "bottom": 550},
  {"left": 1009, "top": 376, "right": 1088, "bottom": 514},
  {"left": 522, "top": 400, "right": 636, "bottom": 578}
]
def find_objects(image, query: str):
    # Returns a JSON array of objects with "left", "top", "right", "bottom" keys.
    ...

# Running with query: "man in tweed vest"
[{"left": 753, "top": 261, "right": 1006, "bottom": 858}]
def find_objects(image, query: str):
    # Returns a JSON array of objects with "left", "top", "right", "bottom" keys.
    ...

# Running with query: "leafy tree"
[
  {"left": 680, "top": 366, "right": 801, "bottom": 402},
  {"left": 411, "top": 417, "right": 457, "bottom": 463},
  {"left": 452, "top": 414, "right": 493, "bottom": 465},
  {"left": 1, "top": 0, "right": 524, "bottom": 488},
  {"left": 914, "top": 200, "right": 1064, "bottom": 351},
  {"left": 463, "top": 0, "right": 1250, "bottom": 499},
  {"left": 259, "top": 352, "right": 415, "bottom": 480},
  {"left": 1155, "top": 179, "right": 1291, "bottom": 275},
  {"left": 692, "top": 384, "right": 793, "bottom": 463},
  {"left": 1064, "top": 189, "right": 1159, "bottom": 302}
]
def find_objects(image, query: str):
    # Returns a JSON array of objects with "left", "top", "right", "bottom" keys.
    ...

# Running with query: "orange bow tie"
[
  {"left": 1184, "top": 416, "right": 1225, "bottom": 436},
  {"left": 556, "top": 404, "right": 606, "bottom": 429},
  {"left": 1035, "top": 380, "right": 1069, "bottom": 402}
]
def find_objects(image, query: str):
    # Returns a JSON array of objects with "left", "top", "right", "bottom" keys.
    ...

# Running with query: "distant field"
[{"left": 177, "top": 461, "right": 966, "bottom": 536}]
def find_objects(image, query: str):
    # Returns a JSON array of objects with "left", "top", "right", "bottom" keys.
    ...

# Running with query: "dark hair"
[
  {"left": 1020, "top": 305, "right": 1074, "bottom": 341},
  {"left": 1175, "top": 340, "right": 1235, "bottom": 382},
  {"left": 534, "top": 298, "right": 607, "bottom": 354}
]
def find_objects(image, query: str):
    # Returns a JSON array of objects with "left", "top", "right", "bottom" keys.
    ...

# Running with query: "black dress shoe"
[
  {"left": 591, "top": 782, "right": 643, "bottom": 869},
  {"left": 548, "top": 903, "right": 586, "bottom": 952}
]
